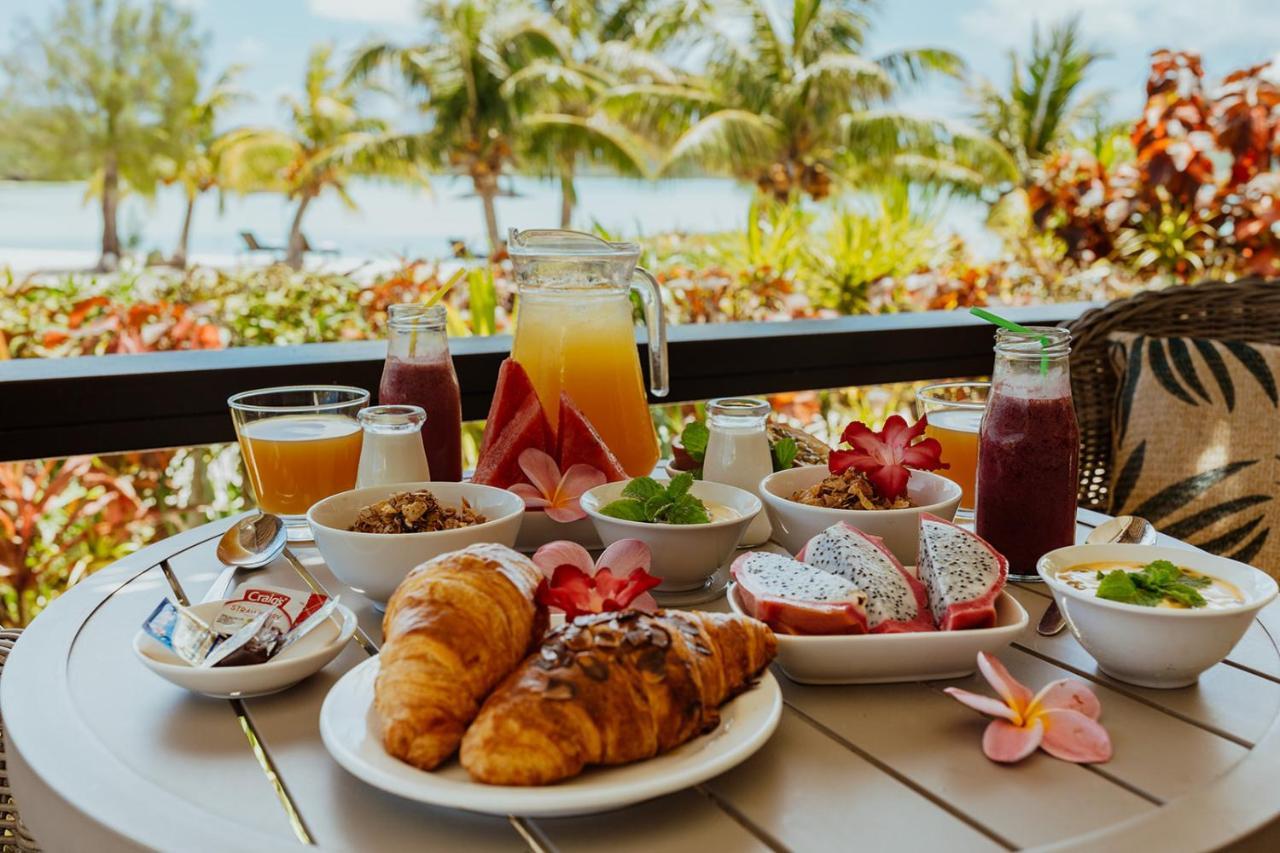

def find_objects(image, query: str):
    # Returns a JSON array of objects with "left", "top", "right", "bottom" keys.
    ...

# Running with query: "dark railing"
[{"left": 0, "top": 303, "right": 1094, "bottom": 462}]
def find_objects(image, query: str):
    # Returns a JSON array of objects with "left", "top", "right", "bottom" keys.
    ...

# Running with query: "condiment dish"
[
  {"left": 726, "top": 583, "right": 1027, "bottom": 683},
  {"left": 133, "top": 599, "right": 357, "bottom": 698},
  {"left": 580, "top": 480, "right": 761, "bottom": 592},
  {"left": 1038, "top": 543, "right": 1279, "bottom": 688},
  {"left": 307, "top": 481, "right": 524, "bottom": 606},
  {"left": 759, "top": 465, "right": 961, "bottom": 562}
]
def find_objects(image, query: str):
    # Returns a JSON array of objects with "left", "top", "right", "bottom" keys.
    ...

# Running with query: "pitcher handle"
[{"left": 630, "top": 267, "right": 669, "bottom": 398}]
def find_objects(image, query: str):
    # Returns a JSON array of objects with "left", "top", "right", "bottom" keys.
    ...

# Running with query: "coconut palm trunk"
[
  {"left": 100, "top": 155, "right": 121, "bottom": 270},
  {"left": 173, "top": 193, "right": 196, "bottom": 268},
  {"left": 558, "top": 160, "right": 577, "bottom": 229},
  {"left": 473, "top": 171, "right": 503, "bottom": 256},
  {"left": 285, "top": 190, "right": 315, "bottom": 269}
]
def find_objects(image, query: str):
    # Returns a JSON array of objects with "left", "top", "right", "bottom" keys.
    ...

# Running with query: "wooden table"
[{"left": 5, "top": 509, "right": 1280, "bottom": 852}]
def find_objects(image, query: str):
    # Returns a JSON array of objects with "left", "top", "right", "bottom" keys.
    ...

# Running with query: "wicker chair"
[
  {"left": 1065, "top": 276, "right": 1280, "bottom": 512},
  {"left": 0, "top": 630, "right": 40, "bottom": 853}
]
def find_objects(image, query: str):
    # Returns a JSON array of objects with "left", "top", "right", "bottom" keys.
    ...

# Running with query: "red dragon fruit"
[
  {"left": 798, "top": 522, "right": 936, "bottom": 633},
  {"left": 731, "top": 551, "right": 868, "bottom": 635},
  {"left": 917, "top": 513, "right": 1008, "bottom": 630}
]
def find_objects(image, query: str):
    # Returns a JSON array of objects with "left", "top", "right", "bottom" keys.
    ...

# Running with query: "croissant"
[
  {"left": 376, "top": 543, "right": 547, "bottom": 770},
  {"left": 459, "top": 609, "right": 776, "bottom": 785}
]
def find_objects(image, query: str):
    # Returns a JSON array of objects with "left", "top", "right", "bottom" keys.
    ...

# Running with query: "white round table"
[{"left": 4, "top": 510, "right": 1280, "bottom": 852}]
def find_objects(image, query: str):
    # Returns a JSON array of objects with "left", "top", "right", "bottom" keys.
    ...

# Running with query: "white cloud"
[{"left": 307, "top": 0, "right": 419, "bottom": 25}]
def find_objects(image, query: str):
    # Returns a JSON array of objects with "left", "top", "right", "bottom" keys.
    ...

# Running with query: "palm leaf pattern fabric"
[{"left": 1108, "top": 333, "right": 1280, "bottom": 576}]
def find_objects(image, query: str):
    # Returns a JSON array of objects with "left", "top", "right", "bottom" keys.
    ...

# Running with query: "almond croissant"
[
  {"left": 460, "top": 610, "right": 776, "bottom": 785},
  {"left": 376, "top": 543, "right": 547, "bottom": 770}
]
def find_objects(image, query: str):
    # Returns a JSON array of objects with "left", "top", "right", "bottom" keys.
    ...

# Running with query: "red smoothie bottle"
[
  {"left": 975, "top": 327, "right": 1079, "bottom": 580},
  {"left": 378, "top": 304, "right": 463, "bottom": 482}
]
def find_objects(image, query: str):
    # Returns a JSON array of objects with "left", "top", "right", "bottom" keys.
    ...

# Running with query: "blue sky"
[{"left": 2, "top": 0, "right": 1279, "bottom": 131}]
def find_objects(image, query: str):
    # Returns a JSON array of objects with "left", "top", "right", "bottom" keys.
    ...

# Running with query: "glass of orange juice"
[
  {"left": 228, "top": 386, "right": 368, "bottom": 540},
  {"left": 916, "top": 382, "right": 990, "bottom": 520}
]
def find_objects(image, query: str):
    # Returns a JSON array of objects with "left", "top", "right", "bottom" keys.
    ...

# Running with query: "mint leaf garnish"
[
  {"left": 771, "top": 437, "right": 798, "bottom": 471},
  {"left": 681, "top": 422, "right": 709, "bottom": 463},
  {"left": 622, "top": 476, "right": 665, "bottom": 502},
  {"left": 599, "top": 499, "right": 650, "bottom": 522},
  {"left": 1095, "top": 560, "right": 1210, "bottom": 608},
  {"left": 601, "top": 476, "right": 711, "bottom": 525}
]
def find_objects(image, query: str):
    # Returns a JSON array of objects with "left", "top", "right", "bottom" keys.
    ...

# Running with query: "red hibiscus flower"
[
  {"left": 532, "top": 539, "right": 661, "bottom": 620},
  {"left": 828, "top": 414, "right": 947, "bottom": 500}
]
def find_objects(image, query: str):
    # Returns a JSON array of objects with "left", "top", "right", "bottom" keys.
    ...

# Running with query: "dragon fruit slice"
[
  {"left": 798, "top": 522, "right": 936, "bottom": 633},
  {"left": 917, "top": 513, "right": 1008, "bottom": 630},
  {"left": 731, "top": 551, "right": 868, "bottom": 635}
]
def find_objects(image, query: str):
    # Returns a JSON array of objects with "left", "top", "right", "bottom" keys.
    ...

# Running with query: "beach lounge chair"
[{"left": 240, "top": 230, "right": 284, "bottom": 258}]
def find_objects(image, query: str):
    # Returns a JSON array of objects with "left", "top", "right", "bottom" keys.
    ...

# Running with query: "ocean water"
[{"left": 0, "top": 175, "right": 996, "bottom": 269}]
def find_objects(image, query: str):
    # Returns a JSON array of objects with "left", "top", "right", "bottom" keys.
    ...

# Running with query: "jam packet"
[{"left": 213, "top": 582, "right": 329, "bottom": 636}]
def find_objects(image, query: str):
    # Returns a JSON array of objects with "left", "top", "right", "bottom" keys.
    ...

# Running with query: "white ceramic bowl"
[
  {"left": 307, "top": 481, "right": 524, "bottom": 606},
  {"left": 1038, "top": 543, "right": 1280, "bottom": 688},
  {"left": 759, "top": 465, "right": 961, "bottom": 562},
  {"left": 580, "top": 480, "right": 762, "bottom": 592},
  {"left": 727, "top": 584, "right": 1027, "bottom": 683},
  {"left": 515, "top": 510, "right": 601, "bottom": 553},
  {"left": 133, "top": 599, "right": 357, "bottom": 698}
]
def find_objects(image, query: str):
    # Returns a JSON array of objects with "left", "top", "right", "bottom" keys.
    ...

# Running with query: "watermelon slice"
[
  {"left": 556, "top": 392, "right": 627, "bottom": 482},
  {"left": 472, "top": 395, "right": 554, "bottom": 488},
  {"left": 478, "top": 358, "right": 540, "bottom": 460}
]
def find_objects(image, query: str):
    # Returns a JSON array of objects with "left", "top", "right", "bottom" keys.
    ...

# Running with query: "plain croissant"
[
  {"left": 459, "top": 609, "right": 777, "bottom": 785},
  {"left": 376, "top": 543, "right": 547, "bottom": 770}
]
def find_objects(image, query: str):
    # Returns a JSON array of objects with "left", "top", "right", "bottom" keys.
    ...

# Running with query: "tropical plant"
[
  {"left": 217, "top": 45, "right": 428, "bottom": 268},
  {"left": 155, "top": 65, "right": 247, "bottom": 268},
  {"left": 970, "top": 16, "right": 1108, "bottom": 185},
  {"left": 0, "top": 0, "right": 203, "bottom": 269},
  {"left": 349, "top": 0, "right": 573, "bottom": 253},
  {"left": 646, "top": 0, "right": 1014, "bottom": 200}
]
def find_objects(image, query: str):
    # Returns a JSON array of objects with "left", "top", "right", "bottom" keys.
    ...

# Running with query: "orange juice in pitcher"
[{"left": 508, "top": 229, "right": 669, "bottom": 476}]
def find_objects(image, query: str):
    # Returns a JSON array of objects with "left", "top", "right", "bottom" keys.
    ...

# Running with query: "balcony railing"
[{"left": 0, "top": 303, "right": 1095, "bottom": 462}]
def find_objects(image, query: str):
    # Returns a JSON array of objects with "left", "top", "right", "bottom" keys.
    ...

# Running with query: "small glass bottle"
[
  {"left": 975, "top": 327, "right": 1079, "bottom": 581},
  {"left": 702, "top": 397, "right": 774, "bottom": 547},
  {"left": 356, "top": 405, "right": 431, "bottom": 488},
  {"left": 378, "top": 304, "right": 463, "bottom": 482}
]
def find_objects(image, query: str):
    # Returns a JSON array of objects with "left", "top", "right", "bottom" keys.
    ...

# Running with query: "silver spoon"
[
  {"left": 1036, "top": 516, "right": 1158, "bottom": 636},
  {"left": 201, "top": 513, "right": 288, "bottom": 603}
]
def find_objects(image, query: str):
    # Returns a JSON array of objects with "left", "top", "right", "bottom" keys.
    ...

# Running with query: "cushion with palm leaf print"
[{"left": 1108, "top": 332, "right": 1280, "bottom": 576}]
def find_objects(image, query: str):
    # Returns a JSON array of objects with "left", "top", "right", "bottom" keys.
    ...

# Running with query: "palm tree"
[
  {"left": 970, "top": 16, "right": 1108, "bottom": 185},
  {"left": 349, "top": 0, "right": 572, "bottom": 254},
  {"left": 157, "top": 66, "right": 246, "bottom": 267},
  {"left": 640, "top": 0, "right": 1015, "bottom": 200},
  {"left": 217, "top": 45, "right": 427, "bottom": 268}
]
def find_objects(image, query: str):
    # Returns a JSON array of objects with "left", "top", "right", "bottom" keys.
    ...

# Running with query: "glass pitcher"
[{"left": 508, "top": 228, "right": 668, "bottom": 477}]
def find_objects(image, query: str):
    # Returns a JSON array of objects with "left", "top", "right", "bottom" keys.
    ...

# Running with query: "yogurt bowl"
[
  {"left": 581, "top": 480, "right": 761, "bottom": 592},
  {"left": 1038, "top": 543, "right": 1279, "bottom": 688},
  {"left": 759, "top": 465, "right": 961, "bottom": 562}
]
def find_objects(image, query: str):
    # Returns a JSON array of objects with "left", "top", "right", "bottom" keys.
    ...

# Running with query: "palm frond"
[
  {"left": 660, "top": 109, "right": 783, "bottom": 178},
  {"left": 523, "top": 113, "right": 650, "bottom": 178},
  {"left": 875, "top": 47, "right": 965, "bottom": 87}
]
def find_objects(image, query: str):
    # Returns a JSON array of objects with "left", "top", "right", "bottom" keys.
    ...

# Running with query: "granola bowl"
[
  {"left": 759, "top": 465, "right": 961, "bottom": 563},
  {"left": 307, "top": 481, "right": 524, "bottom": 607}
]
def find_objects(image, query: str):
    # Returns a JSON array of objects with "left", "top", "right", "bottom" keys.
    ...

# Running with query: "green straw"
[{"left": 969, "top": 306, "right": 1050, "bottom": 376}]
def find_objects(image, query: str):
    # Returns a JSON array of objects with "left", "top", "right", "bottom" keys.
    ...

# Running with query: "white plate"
[
  {"left": 727, "top": 583, "right": 1027, "bottom": 684},
  {"left": 320, "top": 655, "right": 782, "bottom": 817},
  {"left": 134, "top": 600, "right": 357, "bottom": 698}
]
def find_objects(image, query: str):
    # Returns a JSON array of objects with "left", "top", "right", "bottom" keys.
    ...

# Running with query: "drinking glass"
[
  {"left": 916, "top": 382, "right": 990, "bottom": 520},
  {"left": 228, "top": 386, "right": 369, "bottom": 540}
]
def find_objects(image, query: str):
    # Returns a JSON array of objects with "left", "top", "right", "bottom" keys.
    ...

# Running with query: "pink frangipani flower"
[
  {"left": 509, "top": 448, "right": 606, "bottom": 523},
  {"left": 532, "top": 539, "right": 660, "bottom": 619},
  {"left": 945, "top": 652, "right": 1112, "bottom": 764}
]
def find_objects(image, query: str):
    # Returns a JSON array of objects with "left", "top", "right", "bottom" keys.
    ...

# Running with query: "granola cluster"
[
  {"left": 349, "top": 489, "right": 487, "bottom": 534},
  {"left": 790, "top": 468, "right": 911, "bottom": 511}
]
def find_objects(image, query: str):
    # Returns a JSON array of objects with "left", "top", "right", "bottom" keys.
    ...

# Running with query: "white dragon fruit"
[
  {"left": 731, "top": 551, "right": 868, "bottom": 635},
  {"left": 917, "top": 513, "right": 1008, "bottom": 630},
  {"left": 798, "top": 522, "right": 936, "bottom": 633}
]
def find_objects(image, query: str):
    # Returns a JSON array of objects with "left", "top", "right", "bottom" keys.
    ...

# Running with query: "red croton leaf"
[{"left": 828, "top": 414, "right": 948, "bottom": 501}]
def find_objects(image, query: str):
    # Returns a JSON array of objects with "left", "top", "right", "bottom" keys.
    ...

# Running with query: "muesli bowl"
[
  {"left": 1038, "top": 543, "right": 1279, "bottom": 688},
  {"left": 307, "top": 481, "right": 524, "bottom": 606},
  {"left": 759, "top": 465, "right": 961, "bottom": 562}
]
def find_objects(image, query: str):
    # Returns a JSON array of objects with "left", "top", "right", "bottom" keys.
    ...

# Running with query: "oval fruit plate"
[
  {"left": 320, "top": 656, "right": 782, "bottom": 817},
  {"left": 727, "top": 583, "right": 1027, "bottom": 684}
]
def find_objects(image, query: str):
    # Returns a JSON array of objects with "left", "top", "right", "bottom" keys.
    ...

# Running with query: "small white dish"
[
  {"left": 759, "top": 465, "right": 961, "bottom": 562},
  {"left": 726, "top": 583, "right": 1027, "bottom": 684},
  {"left": 133, "top": 599, "right": 357, "bottom": 698},
  {"left": 307, "top": 481, "right": 524, "bottom": 606},
  {"left": 580, "top": 480, "right": 761, "bottom": 592},
  {"left": 320, "top": 655, "right": 782, "bottom": 817},
  {"left": 1038, "top": 543, "right": 1279, "bottom": 688},
  {"left": 515, "top": 510, "right": 601, "bottom": 553}
]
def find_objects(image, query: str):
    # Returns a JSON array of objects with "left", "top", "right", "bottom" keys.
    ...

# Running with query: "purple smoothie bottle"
[{"left": 975, "top": 327, "right": 1079, "bottom": 581}]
